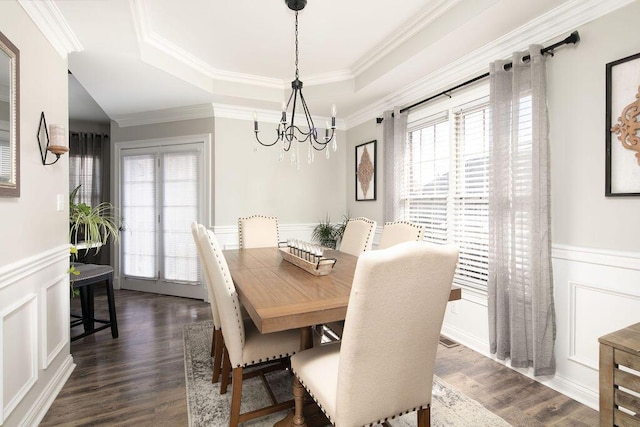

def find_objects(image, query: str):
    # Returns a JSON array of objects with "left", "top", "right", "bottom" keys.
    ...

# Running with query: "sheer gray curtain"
[
  {"left": 69, "top": 131, "right": 110, "bottom": 207},
  {"left": 383, "top": 108, "right": 408, "bottom": 223},
  {"left": 69, "top": 131, "right": 111, "bottom": 264},
  {"left": 488, "top": 46, "right": 555, "bottom": 376}
]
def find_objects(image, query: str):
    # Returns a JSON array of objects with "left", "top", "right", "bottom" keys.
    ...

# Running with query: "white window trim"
[
  {"left": 405, "top": 83, "right": 491, "bottom": 293},
  {"left": 112, "top": 134, "right": 212, "bottom": 292}
]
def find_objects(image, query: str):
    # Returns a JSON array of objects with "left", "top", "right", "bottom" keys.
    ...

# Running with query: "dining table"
[{"left": 223, "top": 246, "right": 462, "bottom": 427}]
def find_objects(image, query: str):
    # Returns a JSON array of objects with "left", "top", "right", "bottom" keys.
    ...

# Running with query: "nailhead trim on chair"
[
  {"left": 383, "top": 220, "right": 424, "bottom": 241},
  {"left": 292, "top": 369, "right": 430, "bottom": 427},
  {"left": 205, "top": 228, "right": 295, "bottom": 369},
  {"left": 348, "top": 217, "right": 377, "bottom": 253},
  {"left": 241, "top": 351, "right": 296, "bottom": 368},
  {"left": 205, "top": 231, "right": 246, "bottom": 350},
  {"left": 238, "top": 215, "right": 280, "bottom": 248}
]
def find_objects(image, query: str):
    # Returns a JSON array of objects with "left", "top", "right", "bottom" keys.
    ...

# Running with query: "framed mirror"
[{"left": 0, "top": 30, "right": 19, "bottom": 197}]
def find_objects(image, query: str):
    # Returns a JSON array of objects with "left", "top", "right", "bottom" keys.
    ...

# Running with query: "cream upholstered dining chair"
[
  {"left": 326, "top": 216, "right": 377, "bottom": 338},
  {"left": 291, "top": 241, "right": 459, "bottom": 427},
  {"left": 377, "top": 220, "right": 424, "bottom": 249},
  {"left": 238, "top": 215, "right": 279, "bottom": 248},
  {"left": 338, "top": 217, "right": 377, "bottom": 256},
  {"left": 198, "top": 226, "right": 299, "bottom": 426},
  {"left": 191, "top": 222, "right": 224, "bottom": 384}
]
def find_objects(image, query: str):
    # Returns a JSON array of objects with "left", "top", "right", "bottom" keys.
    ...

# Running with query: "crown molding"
[
  {"left": 213, "top": 104, "right": 347, "bottom": 131},
  {"left": 130, "top": 0, "right": 356, "bottom": 90},
  {"left": 112, "top": 103, "right": 348, "bottom": 130},
  {"left": 351, "top": 0, "right": 463, "bottom": 77},
  {"left": 130, "top": 0, "right": 284, "bottom": 89},
  {"left": 345, "top": 0, "right": 636, "bottom": 129},
  {"left": 112, "top": 103, "right": 214, "bottom": 128},
  {"left": 18, "top": 0, "right": 83, "bottom": 58}
]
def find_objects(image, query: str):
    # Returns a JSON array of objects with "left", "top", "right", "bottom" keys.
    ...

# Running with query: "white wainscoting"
[
  {"left": 213, "top": 223, "right": 318, "bottom": 250},
  {"left": 0, "top": 293, "right": 38, "bottom": 423},
  {"left": 440, "top": 243, "right": 640, "bottom": 410},
  {"left": 212, "top": 223, "right": 385, "bottom": 251},
  {"left": 0, "top": 245, "right": 75, "bottom": 425}
]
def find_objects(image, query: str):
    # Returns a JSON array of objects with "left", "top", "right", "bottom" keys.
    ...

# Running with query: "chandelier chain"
[
  {"left": 294, "top": 11, "right": 299, "bottom": 79},
  {"left": 252, "top": 1, "right": 337, "bottom": 162}
]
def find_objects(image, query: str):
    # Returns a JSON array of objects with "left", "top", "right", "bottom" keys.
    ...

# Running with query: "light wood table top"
[{"left": 224, "top": 247, "right": 461, "bottom": 334}]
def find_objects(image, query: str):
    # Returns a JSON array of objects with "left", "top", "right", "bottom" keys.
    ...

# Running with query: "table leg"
[{"left": 274, "top": 326, "right": 329, "bottom": 427}]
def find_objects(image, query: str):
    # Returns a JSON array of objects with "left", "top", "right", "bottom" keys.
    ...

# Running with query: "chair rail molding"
[
  {"left": 552, "top": 243, "right": 640, "bottom": 271},
  {"left": 0, "top": 244, "right": 70, "bottom": 291}
]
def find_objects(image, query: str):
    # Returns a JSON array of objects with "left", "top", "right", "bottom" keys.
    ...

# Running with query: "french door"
[{"left": 119, "top": 142, "right": 205, "bottom": 299}]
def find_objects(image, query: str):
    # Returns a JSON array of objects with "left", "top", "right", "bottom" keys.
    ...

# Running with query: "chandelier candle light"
[{"left": 253, "top": 0, "right": 337, "bottom": 169}]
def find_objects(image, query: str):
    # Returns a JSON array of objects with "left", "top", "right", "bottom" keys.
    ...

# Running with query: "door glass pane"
[
  {"left": 122, "top": 154, "right": 157, "bottom": 278},
  {"left": 162, "top": 151, "right": 199, "bottom": 282}
]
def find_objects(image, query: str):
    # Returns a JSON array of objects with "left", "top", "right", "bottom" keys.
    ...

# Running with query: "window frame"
[{"left": 404, "top": 85, "right": 491, "bottom": 292}]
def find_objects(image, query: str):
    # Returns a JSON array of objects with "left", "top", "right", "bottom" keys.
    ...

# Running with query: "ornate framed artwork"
[
  {"left": 355, "top": 140, "right": 376, "bottom": 201},
  {"left": 606, "top": 52, "right": 640, "bottom": 197}
]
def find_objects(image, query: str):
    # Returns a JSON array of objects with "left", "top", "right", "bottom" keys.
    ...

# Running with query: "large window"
[{"left": 404, "top": 98, "right": 490, "bottom": 290}]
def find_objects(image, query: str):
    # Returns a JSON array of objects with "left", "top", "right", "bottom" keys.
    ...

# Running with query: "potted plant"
[
  {"left": 69, "top": 184, "right": 121, "bottom": 252},
  {"left": 311, "top": 213, "right": 350, "bottom": 249},
  {"left": 333, "top": 213, "right": 350, "bottom": 243},
  {"left": 312, "top": 214, "right": 338, "bottom": 249}
]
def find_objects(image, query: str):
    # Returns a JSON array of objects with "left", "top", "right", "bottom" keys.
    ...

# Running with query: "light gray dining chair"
[
  {"left": 198, "top": 226, "right": 299, "bottom": 427},
  {"left": 378, "top": 220, "right": 424, "bottom": 249},
  {"left": 190, "top": 222, "right": 224, "bottom": 384},
  {"left": 290, "top": 241, "right": 459, "bottom": 427},
  {"left": 338, "top": 217, "right": 377, "bottom": 256},
  {"left": 238, "top": 215, "right": 280, "bottom": 248}
]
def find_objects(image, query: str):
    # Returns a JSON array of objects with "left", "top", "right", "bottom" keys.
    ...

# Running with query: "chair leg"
[
  {"left": 292, "top": 376, "right": 307, "bottom": 427},
  {"left": 212, "top": 329, "right": 224, "bottom": 383},
  {"left": 211, "top": 328, "right": 216, "bottom": 357},
  {"left": 229, "top": 367, "right": 243, "bottom": 427},
  {"left": 220, "top": 346, "right": 231, "bottom": 394},
  {"left": 417, "top": 406, "right": 430, "bottom": 427}
]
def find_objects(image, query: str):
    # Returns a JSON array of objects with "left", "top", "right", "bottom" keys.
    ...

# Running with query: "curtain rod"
[{"left": 376, "top": 30, "right": 580, "bottom": 123}]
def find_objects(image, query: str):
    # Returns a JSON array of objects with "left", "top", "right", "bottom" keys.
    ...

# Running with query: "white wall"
[
  {"left": 346, "top": 1, "right": 640, "bottom": 410},
  {"left": 213, "top": 116, "right": 347, "bottom": 248},
  {"left": 0, "top": 2, "right": 74, "bottom": 425}
]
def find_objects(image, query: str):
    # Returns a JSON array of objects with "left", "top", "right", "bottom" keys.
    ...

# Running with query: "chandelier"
[{"left": 253, "top": 0, "right": 337, "bottom": 168}]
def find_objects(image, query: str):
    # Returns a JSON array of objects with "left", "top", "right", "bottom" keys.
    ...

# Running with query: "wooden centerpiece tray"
[{"left": 278, "top": 248, "right": 337, "bottom": 276}]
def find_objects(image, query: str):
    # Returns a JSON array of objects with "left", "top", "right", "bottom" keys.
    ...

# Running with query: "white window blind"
[
  {"left": 122, "top": 154, "right": 157, "bottom": 278},
  {"left": 404, "top": 99, "right": 491, "bottom": 291},
  {"left": 405, "top": 116, "right": 450, "bottom": 244},
  {"left": 162, "top": 151, "right": 200, "bottom": 282},
  {"left": 453, "top": 104, "right": 490, "bottom": 289},
  {"left": 69, "top": 156, "right": 95, "bottom": 204},
  {"left": 0, "top": 140, "right": 10, "bottom": 181}
]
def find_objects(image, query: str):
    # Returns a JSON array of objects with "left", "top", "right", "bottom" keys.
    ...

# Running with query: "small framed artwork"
[
  {"left": 355, "top": 140, "right": 376, "bottom": 201},
  {"left": 606, "top": 51, "right": 640, "bottom": 196}
]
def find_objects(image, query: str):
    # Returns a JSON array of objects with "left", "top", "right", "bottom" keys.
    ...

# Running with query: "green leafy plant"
[
  {"left": 69, "top": 184, "right": 121, "bottom": 253},
  {"left": 312, "top": 214, "right": 338, "bottom": 248},
  {"left": 311, "top": 212, "right": 350, "bottom": 249},
  {"left": 333, "top": 212, "right": 350, "bottom": 243},
  {"left": 68, "top": 246, "right": 80, "bottom": 297}
]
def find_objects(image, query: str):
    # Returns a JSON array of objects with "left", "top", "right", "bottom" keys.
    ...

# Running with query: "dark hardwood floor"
[{"left": 41, "top": 289, "right": 598, "bottom": 426}]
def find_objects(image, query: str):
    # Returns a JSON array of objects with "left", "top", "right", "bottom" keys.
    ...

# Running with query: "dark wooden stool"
[{"left": 70, "top": 263, "right": 118, "bottom": 341}]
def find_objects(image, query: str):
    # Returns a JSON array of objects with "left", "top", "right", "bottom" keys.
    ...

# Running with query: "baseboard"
[
  {"left": 440, "top": 323, "right": 490, "bottom": 355},
  {"left": 440, "top": 324, "right": 599, "bottom": 410},
  {"left": 19, "top": 355, "right": 76, "bottom": 426}
]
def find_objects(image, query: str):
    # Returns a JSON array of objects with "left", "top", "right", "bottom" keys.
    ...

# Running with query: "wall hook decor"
[{"left": 37, "top": 112, "right": 68, "bottom": 165}]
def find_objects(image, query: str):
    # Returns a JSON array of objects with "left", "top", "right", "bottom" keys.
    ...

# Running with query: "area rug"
[{"left": 184, "top": 321, "right": 511, "bottom": 427}]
